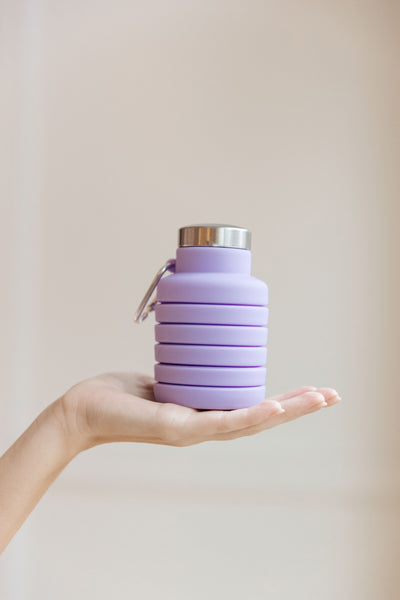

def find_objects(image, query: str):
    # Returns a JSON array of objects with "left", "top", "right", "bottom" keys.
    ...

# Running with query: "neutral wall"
[{"left": 1, "top": 1, "right": 399, "bottom": 599}]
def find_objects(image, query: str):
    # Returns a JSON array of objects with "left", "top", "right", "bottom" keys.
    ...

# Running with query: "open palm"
[
  {"left": 59, "top": 372, "right": 341, "bottom": 450},
  {"left": 0, "top": 371, "right": 341, "bottom": 552}
]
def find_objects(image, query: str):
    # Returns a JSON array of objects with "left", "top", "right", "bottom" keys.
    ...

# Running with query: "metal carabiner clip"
[{"left": 134, "top": 258, "right": 176, "bottom": 323}]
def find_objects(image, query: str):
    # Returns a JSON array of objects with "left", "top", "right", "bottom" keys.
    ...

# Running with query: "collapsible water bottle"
[{"left": 135, "top": 224, "right": 269, "bottom": 410}]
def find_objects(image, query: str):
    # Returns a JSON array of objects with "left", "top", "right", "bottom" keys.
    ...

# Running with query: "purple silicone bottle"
[{"left": 135, "top": 224, "right": 269, "bottom": 410}]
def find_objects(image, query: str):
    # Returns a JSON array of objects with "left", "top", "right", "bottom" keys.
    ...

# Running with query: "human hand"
[
  {"left": 56, "top": 372, "right": 341, "bottom": 451},
  {"left": 0, "top": 372, "right": 340, "bottom": 552}
]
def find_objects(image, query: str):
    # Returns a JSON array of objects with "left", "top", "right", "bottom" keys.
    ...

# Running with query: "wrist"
[{"left": 45, "top": 396, "right": 90, "bottom": 459}]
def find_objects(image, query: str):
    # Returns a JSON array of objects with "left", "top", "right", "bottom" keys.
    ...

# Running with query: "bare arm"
[
  {"left": 0, "top": 402, "right": 82, "bottom": 551},
  {"left": 0, "top": 372, "right": 340, "bottom": 553}
]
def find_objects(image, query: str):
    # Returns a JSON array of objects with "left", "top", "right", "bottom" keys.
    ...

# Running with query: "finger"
[
  {"left": 316, "top": 387, "right": 341, "bottom": 406},
  {"left": 267, "top": 386, "right": 317, "bottom": 403},
  {"left": 183, "top": 400, "right": 285, "bottom": 439},
  {"left": 197, "top": 386, "right": 316, "bottom": 439},
  {"left": 211, "top": 391, "right": 326, "bottom": 440},
  {"left": 278, "top": 390, "right": 327, "bottom": 417}
]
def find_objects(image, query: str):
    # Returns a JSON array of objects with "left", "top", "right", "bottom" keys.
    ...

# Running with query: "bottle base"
[{"left": 153, "top": 383, "right": 265, "bottom": 410}]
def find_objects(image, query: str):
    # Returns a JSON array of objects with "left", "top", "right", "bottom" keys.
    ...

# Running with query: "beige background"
[{"left": 1, "top": 1, "right": 399, "bottom": 599}]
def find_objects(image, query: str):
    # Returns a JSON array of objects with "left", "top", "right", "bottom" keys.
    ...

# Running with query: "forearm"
[{"left": 0, "top": 400, "right": 82, "bottom": 553}]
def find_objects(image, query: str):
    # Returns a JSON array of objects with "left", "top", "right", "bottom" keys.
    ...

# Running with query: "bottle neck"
[{"left": 175, "top": 247, "right": 251, "bottom": 274}]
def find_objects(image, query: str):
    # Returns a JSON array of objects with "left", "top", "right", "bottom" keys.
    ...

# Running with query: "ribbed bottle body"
[{"left": 153, "top": 247, "right": 268, "bottom": 410}]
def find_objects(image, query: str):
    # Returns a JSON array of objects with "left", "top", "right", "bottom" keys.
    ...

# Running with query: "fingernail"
[{"left": 326, "top": 394, "right": 342, "bottom": 404}]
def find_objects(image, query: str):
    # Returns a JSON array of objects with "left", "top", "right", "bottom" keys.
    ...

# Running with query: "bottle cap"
[{"left": 179, "top": 224, "right": 251, "bottom": 250}]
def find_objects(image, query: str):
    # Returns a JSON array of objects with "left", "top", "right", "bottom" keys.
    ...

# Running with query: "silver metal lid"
[{"left": 179, "top": 224, "right": 251, "bottom": 250}]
